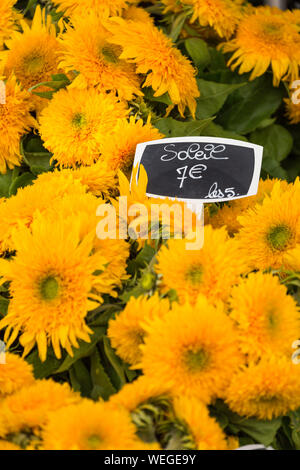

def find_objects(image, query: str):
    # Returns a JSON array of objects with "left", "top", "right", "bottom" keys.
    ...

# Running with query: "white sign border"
[{"left": 132, "top": 136, "right": 263, "bottom": 204}]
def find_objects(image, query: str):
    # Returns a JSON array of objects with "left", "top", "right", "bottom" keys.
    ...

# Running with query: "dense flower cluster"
[{"left": 1, "top": 0, "right": 300, "bottom": 451}]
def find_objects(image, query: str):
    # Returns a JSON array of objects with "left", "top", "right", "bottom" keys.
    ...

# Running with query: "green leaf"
[
  {"left": 102, "top": 336, "right": 126, "bottom": 388},
  {"left": 233, "top": 417, "right": 282, "bottom": 447},
  {"left": 70, "top": 360, "right": 93, "bottom": 397},
  {"left": 0, "top": 297, "right": 9, "bottom": 318},
  {"left": 196, "top": 79, "right": 246, "bottom": 119},
  {"left": 250, "top": 124, "right": 293, "bottom": 163},
  {"left": 26, "top": 350, "right": 64, "bottom": 379},
  {"left": 169, "top": 12, "right": 188, "bottom": 42},
  {"left": 261, "top": 158, "right": 288, "bottom": 179},
  {"left": 185, "top": 38, "right": 210, "bottom": 70},
  {"left": 0, "top": 170, "right": 14, "bottom": 198},
  {"left": 127, "top": 244, "right": 156, "bottom": 275},
  {"left": 217, "top": 75, "right": 285, "bottom": 134},
  {"left": 199, "top": 122, "right": 247, "bottom": 141},
  {"left": 155, "top": 116, "right": 213, "bottom": 137},
  {"left": 90, "top": 348, "right": 116, "bottom": 400},
  {"left": 9, "top": 172, "right": 35, "bottom": 196},
  {"left": 20, "top": 135, "right": 52, "bottom": 175},
  {"left": 54, "top": 327, "right": 106, "bottom": 374}
]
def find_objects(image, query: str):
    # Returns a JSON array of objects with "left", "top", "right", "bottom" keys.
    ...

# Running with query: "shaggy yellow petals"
[
  {"left": 182, "top": 0, "right": 244, "bottom": 39},
  {"left": 173, "top": 396, "right": 233, "bottom": 450},
  {"left": 53, "top": 0, "right": 130, "bottom": 18},
  {"left": 140, "top": 297, "right": 242, "bottom": 403},
  {"left": 284, "top": 244, "right": 300, "bottom": 272},
  {"left": 0, "top": 74, "right": 36, "bottom": 174},
  {"left": 0, "top": 213, "right": 108, "bottom": 361},
  {"left": 208, "top": 178, "right": 289, "bottom": 235},
  {"left": 106, "top": 17, "right": 199, "bottom": 117},
  {"left": 0, "top": 0, "right": 16, "bottom": 45},
  {"left": 156, "top": 225, "right": 246, "bottom": 304},
  {"left": 101, "top": 116, "right": 164, "bottom": 174},
  {"left": 0, "top": 353, "right": 35, "bottom": 398},
  {"left": 109, "top": 376, "right": 171, "bottom": 412},
  {"left": 36, "top": 162, "right": 117, "bottom": 198},
  {"left": 59, "top": 13, "right": 142, "bottom": 101},
  {"left": 39, "top": 87, "right": 128, "bottom": 168},
  {"left": 0, "top": 380, "right": 80, "bottom": 439},
  {"left": 0, "top": 7, "right": 63, "bottom": 113},
  {"left": 0, "top": 440, "right": 21, "bottom": 450},
  {"left": 0, "top": 171, "right": 87, "bottom": 253},
  {"left": 108, "top": 293, "right": 170, "bottom": 365},
  {"left": 229, "top": 272, "right": 300, "bottom": 361},
  {"left": 226, "top": 357, "right": 300, "bottom": 420},
  {"left": 236, "top": 180, "right": 300, "bottom": 270},
  {"left": 220, "top": 7, "right": 300, "bottom": 86},
  {"left": 42, "top": 399, "right": 139, "bottom": 450}
]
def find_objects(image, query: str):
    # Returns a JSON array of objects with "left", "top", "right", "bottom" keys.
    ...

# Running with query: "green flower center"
[
  {"left": 267, "top": 308, "right": 278, "bottom": 331},
  {"left": 185, "top": 265, "right": 203, "bottom": 285},
  {"left": 184, "top": 348, "right": 210, "bottom": 372},
  {"left": 40, "top": 276, "right": 60, "bottom": 301},
  {"left": 266, "top": 224, "right": 292, "bottom": 251},
  {"left": 87, "top": 434, "right": 102, "bottom": 449},
  {"left": 23, "top": 53, "right": 44, "bottom": 74},
  {"left": 101, "top": 45, "right": 119, "bottom": 64},
  {"left": 72, "top": 112, "right": 87, "bottom": 129},
  {"left": 263, "top": 21, "right": 282, "bottom": 36}
]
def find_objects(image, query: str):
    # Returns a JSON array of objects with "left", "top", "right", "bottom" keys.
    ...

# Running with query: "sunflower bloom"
[
  {"left": 0, "top": 6, "right": 63, "bottom": 112},
  {"left": 229, "top": 272, "right": 300, "bottom": 361},
  {"left": 0, "top": 353, "right": 35, "bottom": 398},
  {"left": 0, "top": 214, "right": 108, "bottom": 361},
  {"left": 156, "top": 225, "right": 246, "bottom": 304},
  {"left": 236, "top": 180, "right": 300, "bottom": 270},
  {"left": 208, "top": 178, "right": 289, "bottom": 235},
  {"left": 182, "top": 0, "right": 244, "bottom": 39},
  {"left": 0, "top": 74, "right": 36, "bottom": 174},
  {"left": 226, "top": 357, "right": 300, "bottom": 420},
  {"left": 106, "top": 17, "right": 200, "bottom": 116},
  {"left": 59, "top": 13, "right": 142, "bottom": 101},
  {"left": 108, "top": 294, "right": 170, "bottom": 365},
  {"left": 140, "top": 297, "right": 242, "bottom": 402},
  {"left": 220, "top": 7, "right": 300, "bottom": 86},
  {"left": 39, "top": 87, "right": 128, "bottom": 167},
  {"left": 0, "top": 380, "right": 80, "bottom": 439},
  {"left": 101, "top": 116, "right": 164, "bottom": 174},
  {"left": 173, "top": 396, "right": 233, "bottom": 450},
  {"left": 0, "top": 0, "right": 16, "bottom": 45},
  {"left": 42, "top": 400, "right": 140, "bottom": 450}
]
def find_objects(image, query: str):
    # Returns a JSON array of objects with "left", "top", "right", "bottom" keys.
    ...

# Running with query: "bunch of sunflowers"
[{"left": 1, "top": 0, "right": 300, "bottom": 451}]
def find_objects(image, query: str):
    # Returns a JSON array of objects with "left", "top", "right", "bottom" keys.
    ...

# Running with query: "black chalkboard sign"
[{"left": 133, "top": 137, "right": 263, "bottom": 203}]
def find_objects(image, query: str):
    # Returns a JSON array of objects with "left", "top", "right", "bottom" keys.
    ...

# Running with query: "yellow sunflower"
[
  {"left": 283, "top": 244, "right": 300, "bottom": 272},
  {"left": 101, "top": 116, "right": 164, "bottom": 174},
  {"left": 35, "top": 161, "right": 117, "bottom": 198},
  {"left": 108, "top": 293, "right": 170, "bottom": 365},
  {"left": 181, "top": 0, "right": 244, "bottom": 39},
  {"left": 0, "top": 440, "right": 21, "bottom": 450},
  {"left": 156, "top": 224, "right": 246, "bottom": 304},
  {"left": 42, "top": 399, "right": 139, "bottom": 450},
  {"left": 140, "top": 297, "right": 242, "bottom": 403},
  {"left": 229, "top": 272, "right": 300, "bottom": 361},
  {"left": 0, "top": 213, "right": 108, "bottom": 361},
  {"left": 0, "top": 353, "right": 35, "bottom": 398},
  {"left": 0, "top": 379, "right": 80, "bottom": 439},
  {"left": 285, "top": 97, "right": 300, "bottom": 124},
  {"left": 226, "top": 357, "right": 300, "bottom": 420},
  {"left": 220, "top": 6, "right": 300, "bottom": 86},
  {"left": 106, "top": 17, "right": 200, "bottom": 117},
  {"left": 59, "top": 13, "right": 142, "bottom": 101},
  {"left": 0, "top": 0, "right": 16, "bottom": 45},
  {"left": 109, "top": 375, "right": 171, "bottom": 412},
  {"left": 208, "top": 178, "right": 289, "bottom": 235},
  {"left": 236, "top": 180, "right": 300, "bottom": 270},
  {"left": 123, "top": 5, "right": 154, "bottom": 24},
  {"left": 173, "top": 396, "right": 233, "bottom": 450},
  {"left": 0, "top": 6, "right": 63, "bottom": 112},
  {"left": 0, "top": 74, "right": 36, "bottom": 174},
  {"left": 0, "top": 170, "right": 87, "bottom": 253},
  {"left": 53, "top": 0, "right": 130, "bottom": 17},
  {"left": 39, "top": 87, "right": 128, "bottom": 168}
]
